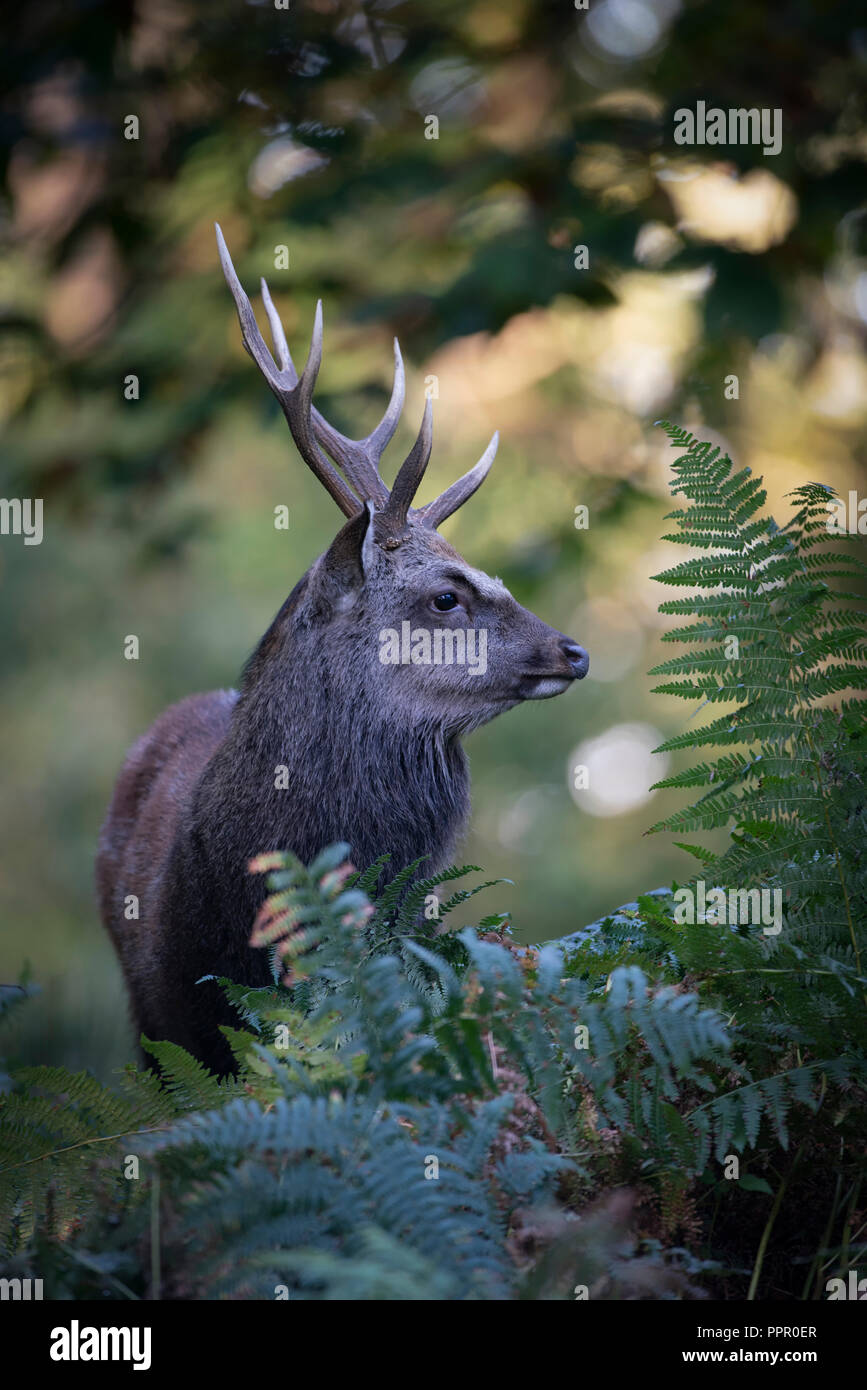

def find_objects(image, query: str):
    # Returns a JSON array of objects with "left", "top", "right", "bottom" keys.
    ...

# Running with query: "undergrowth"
[{"left": 1, "top": 425, "right": 864, "bottom": 1300}]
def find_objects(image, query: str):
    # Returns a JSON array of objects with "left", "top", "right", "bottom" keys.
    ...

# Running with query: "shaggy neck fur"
[{"left": 197, "top": 578, "right": 470, "bottom": 893}]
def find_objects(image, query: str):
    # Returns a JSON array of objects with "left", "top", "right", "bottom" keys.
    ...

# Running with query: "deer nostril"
[{"left": 561, "top": 640, "right": 589, "bottom": 679}]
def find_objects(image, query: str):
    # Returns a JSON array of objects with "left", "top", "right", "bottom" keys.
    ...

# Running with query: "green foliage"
[
  {"left": 646, "top": 424, "right": 866, "bottom": 1046},
  {"left": 0, "top": 1060, "right": 174, "bottom": 1257},
  {"left": 561, "top": 425, "right": 867, "bottom": 1294},
  {"left": 0, "top": 843, "right": 727, "bottom": 1298},
  {"left": 1, "top": 428, "right": 863, "bottom": 1299},
  {"left": 3, "top": 3, "right": 863, "bottom": 504}
]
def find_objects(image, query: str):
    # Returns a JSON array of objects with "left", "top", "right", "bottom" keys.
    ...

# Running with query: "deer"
[{"left": 96, "top": 225, "right": 589, "bottom": 1076}]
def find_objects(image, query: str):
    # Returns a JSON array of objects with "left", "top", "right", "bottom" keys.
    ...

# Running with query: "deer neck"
[{"left": 203, "top": 634, "right": 470, "bottom": 880}]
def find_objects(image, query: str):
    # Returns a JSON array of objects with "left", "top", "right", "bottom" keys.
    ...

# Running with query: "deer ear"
[{"left": 312, "top": 502, "right": 375, "bottom": 615}]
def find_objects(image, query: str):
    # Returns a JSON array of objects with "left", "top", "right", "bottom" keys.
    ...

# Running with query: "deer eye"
[{"left": 432, "top": 591, "right": 459, "bottom": 612}]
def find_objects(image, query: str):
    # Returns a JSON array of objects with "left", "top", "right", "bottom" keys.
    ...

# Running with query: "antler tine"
[
  {"left": 309, "top": 339, "right": 402, "bottom": 509},
  {"left": 367, "top": 340, "right": 407, "bottom": 461},
  {"left": 261, "top": 264, "right": 396, "bottom": 508},
  {"left": 260, "top": 276, "right": 296, "bottom": 378},
  {"left": 278, "top": 302, "right": 362, "bottom": 518},
  {"left": 419, "top": 432, "right": 499, "bottom": 530},
  {"left": 216, "top": 223, "right": 282, "bottom": 387},
  {"left": 216, "top": 225, "right": 360, "bottom": 518},
  {"left": 383, "top": 396, "right": 433, "bottom": 531}
]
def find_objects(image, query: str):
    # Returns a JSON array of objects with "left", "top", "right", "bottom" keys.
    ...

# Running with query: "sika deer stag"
[{"left": 97, "top": 226, "right": 589, "bottom": 1074}]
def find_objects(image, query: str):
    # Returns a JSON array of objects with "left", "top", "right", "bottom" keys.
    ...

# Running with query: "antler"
[{"left": 216, "top": 224, "right": 497, "bottom": 533}]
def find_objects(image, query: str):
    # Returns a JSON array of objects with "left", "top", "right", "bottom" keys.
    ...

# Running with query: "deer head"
[{"left": 216, "top": 225, "right": 588, "bottom": 737}]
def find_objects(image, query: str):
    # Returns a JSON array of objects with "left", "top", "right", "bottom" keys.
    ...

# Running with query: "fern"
[
  {"left": 648, "top": 426, "right": 866, "bottom": 978},
  {"left": 557, "top": 425, "right": 867, "bottom": 1289},
  {"left": 1, "top": 424, "right": 863, "bottom": 1299},
  {"left": 0, "top": 845, "right": 729, "bottom": 1297}
]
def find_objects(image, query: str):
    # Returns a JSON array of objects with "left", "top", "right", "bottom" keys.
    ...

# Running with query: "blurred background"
[{"left": 1, "top": 0, "right": 865, "bottom": 1076}]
